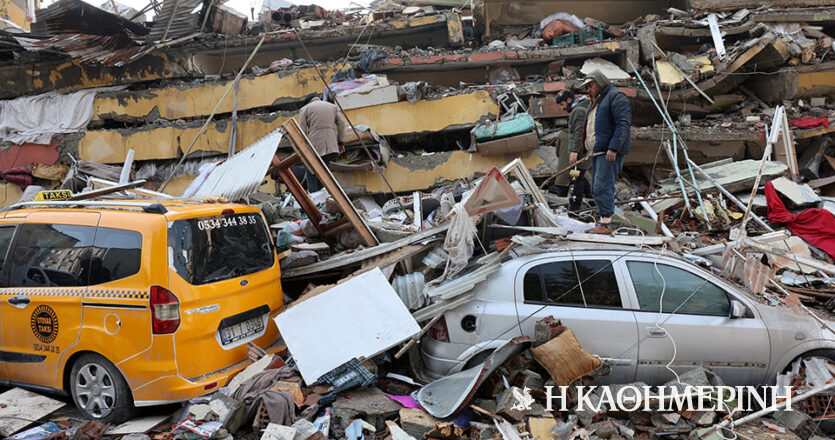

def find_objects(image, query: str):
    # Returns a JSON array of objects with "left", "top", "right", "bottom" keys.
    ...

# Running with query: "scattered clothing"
[
  {"left": 358, "top": 49, "right": 387, "bottom": 72},
  {"left": 0, "top": 167, "right": 33, "bottom": 189},
  {"left": 788, "top": 116, "right": 830, "bottom": 129},
  {"left": 231, "top": 367, "right": 298, "bottom": 426},
  {"left": 0, "top": 87, "right": 122, "bottom": 145},
  {"left": 765, "top": 181, "right": 835, "bottom": 258}
]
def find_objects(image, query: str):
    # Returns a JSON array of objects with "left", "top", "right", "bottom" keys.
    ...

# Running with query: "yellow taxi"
[{"left": 0, "top": 197, "right": 284, "bottom": 422}]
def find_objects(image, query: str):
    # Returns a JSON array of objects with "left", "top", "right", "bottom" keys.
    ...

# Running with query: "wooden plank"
[
  {"left": 808, "top": 174, "right": 835, "bottom": 189},
  {"left": 70, "top": 180, "right": 148, "bottom": 200},
  {"left": 690, "top": 0, "right": 835, "bottom": 11},
  {"left": 357, "top": 243, "right": 431, "bottom": 276},
  {"left": 274, "top": 160, "right": 325, "bottom": 237},
  {"left": 281, "top": 223, "right": 450, "bottom": 278},
  {"left": 281, "top": 118, "right": 378, "bottom": 247}
]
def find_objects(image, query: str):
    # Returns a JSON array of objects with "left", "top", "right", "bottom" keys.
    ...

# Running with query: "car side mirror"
[{"left": 730, "top": 300, "right": 747, "bottom": 319}]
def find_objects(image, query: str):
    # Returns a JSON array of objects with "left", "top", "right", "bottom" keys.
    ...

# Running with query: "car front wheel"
[{"left": 70, "top": 353, "right": 136, "bottom": 423}]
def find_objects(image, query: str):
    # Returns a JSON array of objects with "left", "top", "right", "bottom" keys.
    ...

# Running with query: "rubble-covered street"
[{"left": 0, "top": 0, "right": 834, "bottom": 439}]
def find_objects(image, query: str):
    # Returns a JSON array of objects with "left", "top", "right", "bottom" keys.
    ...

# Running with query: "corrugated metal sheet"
[
  {"left": 32, "top": 0, "right": 148, "bottom": 37},
  {"left": 191, "top": 128, "right": 283, "bottom": 200},
  {"left": 147, "top": 0, "right": 204, "bottom": 42},
  {"left": 14, "top": 34, "right": 142, "bottom": 66}
]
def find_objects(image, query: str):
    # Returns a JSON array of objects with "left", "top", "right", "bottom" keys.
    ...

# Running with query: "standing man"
[
  {"left": 295, "top": 95, "right": 346, "bottom": 191},
  {"left": 555, "top": 90, "right": 591, "bottom": 212},
  {"left": 579, "top": 70, "right": 631, "bottom": 234},
  {"left": 299, "top": 95, "right": 345, "bottom": 164},
  {"left": 549, "top": 129, "right": 571, "bottom": 196}
]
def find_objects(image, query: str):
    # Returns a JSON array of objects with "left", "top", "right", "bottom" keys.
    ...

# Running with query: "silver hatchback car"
[{"left": 421, "top": 244, "right": 835, "bottom": 385}]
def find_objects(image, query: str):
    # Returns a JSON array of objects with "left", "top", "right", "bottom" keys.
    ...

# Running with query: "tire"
[
  {"left": 793, "top": 350, "right": 835, "bottom": 435},
  {"left": 69, "top": 354, "right": 136, "bottom": 423}
]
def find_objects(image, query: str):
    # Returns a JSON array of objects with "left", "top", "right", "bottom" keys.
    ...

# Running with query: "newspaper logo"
[{"left": 511, "top": 386, "right": 535, "bottom": 411}]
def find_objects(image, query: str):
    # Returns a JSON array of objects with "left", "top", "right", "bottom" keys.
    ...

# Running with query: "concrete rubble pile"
[{"left": 1, "top": 0, "right": 835, "bottom": 439}]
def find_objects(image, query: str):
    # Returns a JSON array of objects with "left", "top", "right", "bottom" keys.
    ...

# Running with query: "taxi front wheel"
[{"left": 70, "top": 354, "right": 137, "bottom": 423}]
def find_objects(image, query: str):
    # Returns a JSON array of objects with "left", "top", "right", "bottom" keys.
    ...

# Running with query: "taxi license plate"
[{"left": 219, "top": 316, "right": 264, "bottom": 345}]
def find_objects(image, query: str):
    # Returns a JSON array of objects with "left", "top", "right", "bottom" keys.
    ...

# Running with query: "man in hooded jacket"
[{"left": 579, "top": 70, "right": 631, "bottom": 234}]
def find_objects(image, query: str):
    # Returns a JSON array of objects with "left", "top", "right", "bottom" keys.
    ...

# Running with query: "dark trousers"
[
  {"left": 291, "top": 153, "right": 338, "bottom": 193},
  {"left": 591, "top": 154, "right": 624, "bottom": 218},
  {"left": 568, "top": 169, "right": 589, "bottom": 211}
]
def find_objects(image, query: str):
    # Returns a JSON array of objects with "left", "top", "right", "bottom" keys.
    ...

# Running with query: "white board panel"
[{"left": 274, "top": 268, "right": 420, "bottom": 384}]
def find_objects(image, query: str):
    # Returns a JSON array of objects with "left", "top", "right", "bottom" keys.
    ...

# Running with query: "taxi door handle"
[{"left": 8, "top": 295, "right": 30, "bottom": 308}]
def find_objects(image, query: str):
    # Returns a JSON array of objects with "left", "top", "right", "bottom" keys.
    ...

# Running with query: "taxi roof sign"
[{"left": 34, "top": 190, "right": 74, "bottom": 201}]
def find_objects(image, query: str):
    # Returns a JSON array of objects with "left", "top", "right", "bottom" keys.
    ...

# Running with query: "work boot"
[{"left": 586, "top": 223, "right": 613, "bottom": 234}]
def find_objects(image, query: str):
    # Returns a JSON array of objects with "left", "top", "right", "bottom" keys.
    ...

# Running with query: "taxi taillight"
[{"left": 150, "top": 286, "right": 180, "bottom": 334}]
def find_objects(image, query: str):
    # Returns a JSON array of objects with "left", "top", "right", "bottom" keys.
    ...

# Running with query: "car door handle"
[
  {"left": 8, "top": 295, "right": 30, "bottom": 308},
  {"left": 646, "top": 327, "right": 667, "bottom": 338}
]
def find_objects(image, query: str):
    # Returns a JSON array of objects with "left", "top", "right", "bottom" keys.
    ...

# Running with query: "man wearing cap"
[
  {"left": 580, "top": 70, "right": 631, "bottom": 234},
  {"left": 295, "top": 94, "right": 346, "bottom": 191},
  {"left": 555, "top": 90, "right": 591, "bottom": 212},
  {"left": 299, "top": 95, "right": 345, "bottom": 164}
]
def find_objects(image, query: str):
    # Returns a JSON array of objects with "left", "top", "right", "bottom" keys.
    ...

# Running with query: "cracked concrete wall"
[
  {"left": 92, "top": 63, "right": 352, "bottom": 122},
  {"left": 74, "top": 91, "right": 498, "bottom": 163},
  {"left": 335, "top": 146, "right": 558, "bottom": 194},
  {"left": 746, "top": 62, "right": 835, "bottom": 103},
  {"left": 0, "top": 51, "right": 191, "bottom": 98}
]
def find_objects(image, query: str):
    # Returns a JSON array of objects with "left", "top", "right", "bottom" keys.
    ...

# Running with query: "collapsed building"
[{"left": 0, "top": 0, "right": 831, "bottom": 202}]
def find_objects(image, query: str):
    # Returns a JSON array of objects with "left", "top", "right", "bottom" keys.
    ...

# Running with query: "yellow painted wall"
[
  {"left": 798, "top": 71, "right": 835, "bottom": 92},
  {"left": 342, "top": 91, "right": 497, "bottom": 136},
  {"left": 334, "top": 150, "right": 547, "bottom": 193},
  {"left": 92, "top": 63, "right": 351, "bottom": 121},
  {"left": 79, "top": 91, "right": 497, "bottom": 163},
  {"left": 1, "top": 0, "right": 32, "bottom": 31},
  {"left": 79, "top": 115, "right": 292, "bottom": 163},
  {"left": 12, "top": 53, "right": 183, "bottom": 93}
]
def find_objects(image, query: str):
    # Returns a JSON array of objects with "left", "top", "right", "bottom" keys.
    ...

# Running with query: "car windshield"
[{"left": 168, "top": 212, "right": 274, "bottom": 285}]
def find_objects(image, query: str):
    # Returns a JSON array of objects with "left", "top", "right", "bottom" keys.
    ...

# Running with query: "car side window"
[
  {"left": 0, "top": 226, "right": 15, "bottom": 271},
  {"left": 626, "top": 261, "right": 730, "bottom": 316},
  {"left": 9, "top": 224, "right": 96, "bottom": 287},
  {"left": 523, "top": 260, "right": 622, "bottom": 308},
  {"left": 90, "top": 228, "right": 142, "bottom": 284}
]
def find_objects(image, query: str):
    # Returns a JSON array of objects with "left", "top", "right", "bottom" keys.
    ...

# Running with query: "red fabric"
[
  {"left": 765, "top": 181, "right": 835, "bottom": 258},
  {"left": 0, "top": 167, "right": 33, "bottom": 189},
  {"left": 788, "top": 117, "right": 830, "bottom": 129}
]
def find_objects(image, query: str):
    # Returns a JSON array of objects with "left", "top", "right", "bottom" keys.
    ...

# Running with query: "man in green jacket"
[{"left": 556, "top": 89, "right": 591, "bottom": 212}]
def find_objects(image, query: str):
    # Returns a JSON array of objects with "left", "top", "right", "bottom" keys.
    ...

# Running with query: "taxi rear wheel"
[{"left": 70, "top": 354, "right": 136, "bottom": 423}]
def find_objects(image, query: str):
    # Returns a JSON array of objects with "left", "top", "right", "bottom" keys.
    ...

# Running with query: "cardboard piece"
[
  {"left": 274, "top": 268, "right": 420, "bottom": 384},
  {"left": 475, "top": 131, "right": 540, "bottom": 156},
  {"left": 107, "top": 416, "right": 169, "bottom": 435}
]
